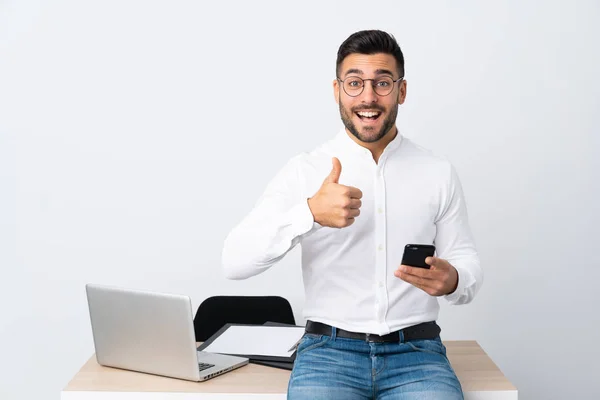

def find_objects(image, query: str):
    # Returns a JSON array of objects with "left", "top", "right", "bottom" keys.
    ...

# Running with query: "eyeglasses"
[{"left": 337, "top": 76, "right": 404, "bottom": 97}]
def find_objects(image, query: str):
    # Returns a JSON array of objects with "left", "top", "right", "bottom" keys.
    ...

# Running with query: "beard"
[{"left": 339, "top": 101, "right": 398, "bottom": 143}]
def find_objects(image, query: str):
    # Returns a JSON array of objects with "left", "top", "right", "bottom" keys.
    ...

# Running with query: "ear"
[
  {"left": 333, "top": 79, "right": 340, "bottom": 105},
  {"left": 398, "top": 80, "right": 407, "bottom": 105}
]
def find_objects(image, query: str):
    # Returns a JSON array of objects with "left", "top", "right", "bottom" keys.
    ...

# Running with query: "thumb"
[{"left": 325, "top": 157, "right": 342, "bottom": 184}]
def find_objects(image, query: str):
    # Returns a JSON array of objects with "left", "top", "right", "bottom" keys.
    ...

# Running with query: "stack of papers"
[{"left": 197, "top": 323, "right": 306, "bottom": 369}]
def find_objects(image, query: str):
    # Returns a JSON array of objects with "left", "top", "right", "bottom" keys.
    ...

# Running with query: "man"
[{"left": 222, "top": 30, "right": 483, "bottom": 400}]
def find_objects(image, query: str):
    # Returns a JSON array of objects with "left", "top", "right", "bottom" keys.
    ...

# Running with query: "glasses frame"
[{"left": 337, "top": 76, "right": 405, "bottom": 97}]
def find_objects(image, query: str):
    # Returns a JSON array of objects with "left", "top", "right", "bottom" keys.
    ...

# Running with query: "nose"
[{"left": 360, "top": 81, "right": 378, "bottom": 104}]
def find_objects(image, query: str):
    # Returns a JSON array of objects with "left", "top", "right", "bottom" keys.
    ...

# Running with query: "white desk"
[{"left": 62, "top": 340, "right": 517, "bottom": 400}]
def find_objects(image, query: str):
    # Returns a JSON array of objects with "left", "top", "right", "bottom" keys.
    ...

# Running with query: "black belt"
[{"left": 305, "top": 320, "right": 441, "bottom": 343}]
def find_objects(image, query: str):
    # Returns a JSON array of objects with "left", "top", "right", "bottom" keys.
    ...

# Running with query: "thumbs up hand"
[{"left": 307, "top": 157, "right": 363, "bottom": 228}]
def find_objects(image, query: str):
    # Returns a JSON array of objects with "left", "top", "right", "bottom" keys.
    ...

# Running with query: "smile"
[{"left": 355, "top": 110, "right": 382, "bottom": 122}]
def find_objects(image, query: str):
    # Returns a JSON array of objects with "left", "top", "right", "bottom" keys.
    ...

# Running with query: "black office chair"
[{"left": 193, "top": 295, "right": 296, "bottom": 341}]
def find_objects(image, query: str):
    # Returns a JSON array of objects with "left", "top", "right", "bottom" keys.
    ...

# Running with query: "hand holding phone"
[
  {"left": 397, "top": 244, "right": 459, "bottom": 296},
  {"left": 401, "top": 244, "right": 436, "bottom": 269}
]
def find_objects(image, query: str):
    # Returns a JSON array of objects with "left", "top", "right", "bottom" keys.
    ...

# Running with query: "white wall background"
[{"left": 1, "top": 0, "right": 599, "bottom": 398}]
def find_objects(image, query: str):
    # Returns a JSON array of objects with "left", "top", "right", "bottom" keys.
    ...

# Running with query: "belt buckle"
[{"left": 365, "top": 333, "right": 383, "bottom": 343}]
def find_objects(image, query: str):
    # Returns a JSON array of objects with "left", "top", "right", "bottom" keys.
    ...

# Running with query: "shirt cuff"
[
  {"left": 290, "top": 199, "right": 322, "bottom": 237},
  {"left": 444, "top": 266, "right": 470, "bottom": 304}
]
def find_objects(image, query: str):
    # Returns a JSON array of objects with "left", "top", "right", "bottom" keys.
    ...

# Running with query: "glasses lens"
[
  {"left": 343, "top": 77, "right": 364, "bottom": 97},
  {"left": 373, "top": 77, "right": 394, "bottom": 96}
]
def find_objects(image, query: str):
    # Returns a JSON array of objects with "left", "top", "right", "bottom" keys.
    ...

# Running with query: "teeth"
[{"left": 357, "top": 111, "right": 380, "bottom": 117}]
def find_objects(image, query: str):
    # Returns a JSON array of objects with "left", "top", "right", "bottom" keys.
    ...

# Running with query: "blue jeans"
[{"left": 287, "top": 326, "right": 463, "bottom": 400}]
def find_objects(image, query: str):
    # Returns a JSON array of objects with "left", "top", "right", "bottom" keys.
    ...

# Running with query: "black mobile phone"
[{"left": 401, "top": 244, "right": 436, "bottom": 269}]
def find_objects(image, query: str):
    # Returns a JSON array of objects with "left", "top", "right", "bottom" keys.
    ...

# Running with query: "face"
[{"left": 334, "top": 53, "right": 407, "bottom": 143}]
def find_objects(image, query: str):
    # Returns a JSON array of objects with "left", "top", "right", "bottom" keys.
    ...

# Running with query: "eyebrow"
[{"left": 343, "top": 68, "right": 396, "bottom": 78}]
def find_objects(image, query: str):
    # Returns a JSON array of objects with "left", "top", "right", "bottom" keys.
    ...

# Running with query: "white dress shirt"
[{"left": 222, "top": 129, "right": 483, "bottom": 335}]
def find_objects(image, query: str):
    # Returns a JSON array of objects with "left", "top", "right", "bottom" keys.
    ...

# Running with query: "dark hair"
[{"left": 336, "top": 30, "right": 404, "bottom": 78}]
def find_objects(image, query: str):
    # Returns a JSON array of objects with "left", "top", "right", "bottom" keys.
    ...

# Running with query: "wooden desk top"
[{"left": 62, "top": 341, "right": 517, "bottom": 400}]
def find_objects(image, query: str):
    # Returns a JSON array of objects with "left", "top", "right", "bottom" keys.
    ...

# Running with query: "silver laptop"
[{"left": 85, "top": 284, "right": 249, "bottom": 382}]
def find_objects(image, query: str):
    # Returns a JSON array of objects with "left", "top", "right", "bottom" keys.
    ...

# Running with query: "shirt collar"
[{"left": 334, "top": 128, "right": 403, "bottom": 158}]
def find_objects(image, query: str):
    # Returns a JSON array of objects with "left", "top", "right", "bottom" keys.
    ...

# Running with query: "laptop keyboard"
[{"left": 198, "top": 362, "right": 215, "bottom": 372}]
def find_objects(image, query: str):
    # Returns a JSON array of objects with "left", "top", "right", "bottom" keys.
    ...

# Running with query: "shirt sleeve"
[
  {"left": 221, "top": 155, "right": 321, "bottom": 279},
  {"left": 434, "top": 163, "right": 483, "bottom": 305}
]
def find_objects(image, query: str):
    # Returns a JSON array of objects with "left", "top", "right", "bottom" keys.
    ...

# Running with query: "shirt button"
[
  {"left": 378, "top": 281, "right": 384, "bottom": 288},
  {"left": 377, "top": 207, "right": 383, "bottom": 214},
  {"left": 378, "top": 244, "right": 384, "bottom": 251}
]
